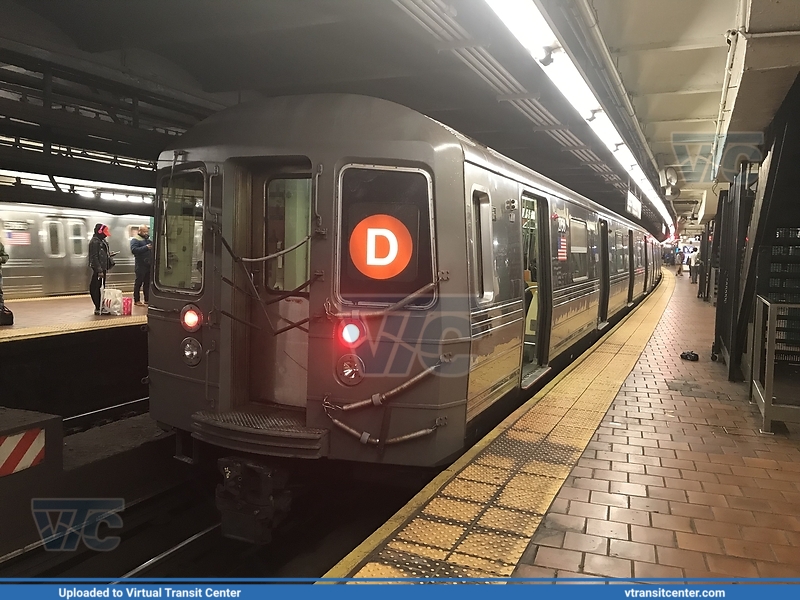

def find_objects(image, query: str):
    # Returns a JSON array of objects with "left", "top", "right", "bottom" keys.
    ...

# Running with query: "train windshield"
[
  {"left": 339, "top": 166, "right": 433, "bottom": 306},
  {"left": 156, "top": 171, "right": 204, "bottom": 292}
]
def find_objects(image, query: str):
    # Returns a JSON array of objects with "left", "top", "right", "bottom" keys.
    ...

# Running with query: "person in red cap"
[{"left": 88, "top": 223, "right": 113, "bottom": 315}]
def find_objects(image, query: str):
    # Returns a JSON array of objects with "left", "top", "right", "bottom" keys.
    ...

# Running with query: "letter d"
[{"left": 366, "top": 228, "right": 398, "bottom": 266}]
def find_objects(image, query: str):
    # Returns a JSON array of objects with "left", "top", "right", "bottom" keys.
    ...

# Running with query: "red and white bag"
[{"left": 101, "top": 287, "right": 123, "bottom": 316}]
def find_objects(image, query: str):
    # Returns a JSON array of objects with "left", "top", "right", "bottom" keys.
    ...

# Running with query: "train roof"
[{"left": 161, "top": 93, "right": 646, "bottom": 234}]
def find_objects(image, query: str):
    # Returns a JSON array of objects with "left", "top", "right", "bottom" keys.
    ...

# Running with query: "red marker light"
[
  {"left": 337, "top": 320, "right": 365, "bottom": 348},
  {"left": 181, "top": 305, "right": 203, "bottom": 332}
]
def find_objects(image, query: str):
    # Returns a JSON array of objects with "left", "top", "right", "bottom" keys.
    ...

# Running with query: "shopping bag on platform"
[
  {"left": 102, "top": 287, "right": 123, "bottom": 316},
  {"left": 122, "top": 297, "right": 133, "bottom": 316}
]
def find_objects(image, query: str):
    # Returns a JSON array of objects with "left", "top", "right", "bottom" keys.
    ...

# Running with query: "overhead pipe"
[{"left": 709, "top": 29, "right": 739, "bottom": 180}]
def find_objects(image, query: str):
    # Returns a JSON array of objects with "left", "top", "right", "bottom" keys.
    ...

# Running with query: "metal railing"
[{"left": 751, "top": 296, "right": 800, "bottom": 432}]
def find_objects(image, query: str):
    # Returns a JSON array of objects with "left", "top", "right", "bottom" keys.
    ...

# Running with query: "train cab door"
[
  {"left": 598, "top": 219, "right": 610, "bottom": 327},
  {"left": 521, "top": 191, "right": 549, "bottom": 387},
  {"left": 246, "top": 164, "right": 313, "bottom": 409}
]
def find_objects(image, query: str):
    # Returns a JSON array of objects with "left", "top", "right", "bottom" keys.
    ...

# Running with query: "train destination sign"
[{"left": 349, "top": 214, "right": 413, "bottom": 280}]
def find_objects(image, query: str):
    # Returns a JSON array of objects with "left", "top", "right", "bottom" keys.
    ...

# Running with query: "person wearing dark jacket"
[
  {"left": 130, "top": 225, "right": 152, "bottom": 306},
  {"left": 88, "top": 223, "right": 113, "bottom": 315}
]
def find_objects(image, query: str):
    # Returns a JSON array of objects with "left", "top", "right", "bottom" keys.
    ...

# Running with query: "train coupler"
[{"left": 215, "top": 457, "right": 291, "bottom": 544}]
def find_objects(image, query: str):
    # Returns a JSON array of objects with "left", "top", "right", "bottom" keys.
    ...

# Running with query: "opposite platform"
[
  {"left": 0, "top": 295, "right": 146, "bottom": 343},
  {"left": 326, "top": 271, "right": 675, "bottom": 578}
]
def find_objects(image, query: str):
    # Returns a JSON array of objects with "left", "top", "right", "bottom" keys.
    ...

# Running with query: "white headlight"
[
  {"left": 182, "top": 337, "right": 202, "bottom": 367},
  {"left": 336, "top": 354, "right": 364, "bottom": 386}
]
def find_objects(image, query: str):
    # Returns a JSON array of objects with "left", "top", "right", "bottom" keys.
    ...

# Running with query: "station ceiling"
[{"left": 1, "top": 0, "right": 798, "bottom": 238}]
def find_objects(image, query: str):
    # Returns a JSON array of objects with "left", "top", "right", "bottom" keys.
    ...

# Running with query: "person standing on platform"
[
  {"left": 130, "top": 225, "right": 152, "bottom": 306},
  {"left": 690, "top": 249, "right": 699, "bottom": 283},
  {"left": 676, "top": 250, "right": 684, "bottom": 276},
  {"left": 0, "top": 240, "right": 8, "bottom": 311},
  {"left": 89, "top": 223, "right": 112, "bottom": 315}
]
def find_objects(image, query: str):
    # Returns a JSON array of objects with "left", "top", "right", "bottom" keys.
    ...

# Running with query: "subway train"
[
  {"left": 148, "top": 94, "right": 662, "bottom": 541},
  {"left": 0, "top": 202, "right": 148, "bottom": 299}
]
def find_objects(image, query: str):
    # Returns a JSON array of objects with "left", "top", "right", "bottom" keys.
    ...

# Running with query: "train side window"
[
  {"left": 68, "top": 221, "right": 87, "bottom": 257},
  {"left": 521, "top": 195, "right": 538, "bottom": 281},
  {"left": 156, "top": 170, "right": 205, "bottom": 293},
  {"left": 472, "top": 190, "right": 495, "bottom": 303},
  {"left": 570, "top": 218, "right": 588, "bottom": 281},
  {"left": 622, "top": 232, "right": 630, "bottom": 271},
  {"left": 43, "top": 220, "right": 65, "bottom": 258},
  {"left": 265, "top": 177, "right": 311, "bottom": 291},
  {"left": 615, "top": 232, "right": 624, "bottom": 272}
]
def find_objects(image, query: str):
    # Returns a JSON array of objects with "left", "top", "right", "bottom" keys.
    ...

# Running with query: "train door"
[
  {"left": 66, "top": 219, "right": 89, "bottom": 293},
  {"left": 598, "top": 219, "right": 610, "bottom": 326},
  {"left": 248, "top": 164, "right": 313, "bottom": 408},
  {"left": 521, "top": 191, "right": 549, "bottom": 384},
  {"left": 41, "top": 218, "right": 67, "bottom": 294},
  {"left": 643, "top": 237, "right": 649, "bottom": 294},
  {"left": 627, "top": 229, "right": 635, "bottom": 304}
]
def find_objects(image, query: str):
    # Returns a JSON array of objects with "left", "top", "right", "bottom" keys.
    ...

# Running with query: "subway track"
[
  {"left": 0, "top": 453, "right": 428, "bottom": 579},
  {"left": 62, "top": 397, "right": 149, "bottom": 435}
]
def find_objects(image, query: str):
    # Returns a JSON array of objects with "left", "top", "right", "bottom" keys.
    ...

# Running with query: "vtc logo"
[
  {"left": 356, "top": 307, "right": 472, "bottom": 378},
  {"left": 31, "top": 498, "right": 125, "bottom": 551},
  {"left": 672, "top": 132, "right": 763, "bottom": 184}
]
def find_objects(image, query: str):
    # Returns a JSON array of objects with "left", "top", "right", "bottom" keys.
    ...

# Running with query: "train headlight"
[
  {"left": 182, "top": 337, "right": 203, "bottom": 367},
  {"left": 336, "top": 354, "right": 365, "bottom": 386},
  {"left": 181, "top": 304, "right": 203, "bottom": 332},
  {"left": 337, "top": 319, "right": 365, "bottom": 348}
]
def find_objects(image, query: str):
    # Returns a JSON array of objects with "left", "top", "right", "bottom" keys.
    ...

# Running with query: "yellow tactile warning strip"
[
  {"left": 324, "top": 269, "right": 676, "bottom": 579},
  {"left": 0, "top": 315, "right": 147, "bottom": 343}
]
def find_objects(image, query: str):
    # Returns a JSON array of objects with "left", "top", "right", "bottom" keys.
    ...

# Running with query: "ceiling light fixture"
[{"left": 485, "top": 0, "right": 675, "bottom": 235}]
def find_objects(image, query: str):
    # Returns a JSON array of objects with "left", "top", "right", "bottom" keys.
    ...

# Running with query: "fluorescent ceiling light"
[{"left": 486, "top": 0, "right": 674, "bottom": 235}]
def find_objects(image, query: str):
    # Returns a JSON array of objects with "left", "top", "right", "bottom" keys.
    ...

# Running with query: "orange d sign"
[{"left": 349, "top": 214, "right": 413, "bottom": 280}]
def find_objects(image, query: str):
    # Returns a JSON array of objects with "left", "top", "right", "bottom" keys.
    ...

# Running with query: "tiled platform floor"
[
  {"left": 516, "top": 271, "right": 800, "bottom": 579},
  {"left": 0, "top": 295, "right": 146, "bottom": 343}
]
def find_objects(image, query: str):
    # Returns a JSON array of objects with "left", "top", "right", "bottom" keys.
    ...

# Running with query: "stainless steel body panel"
[{"left": 0, "top": 202, "right": 143, "bottom": 298}]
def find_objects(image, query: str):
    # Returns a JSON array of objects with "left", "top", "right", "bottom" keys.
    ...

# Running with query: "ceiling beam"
[
  {"left": 0, "top": 145, "right": 155, "bottom": 188},
  {"left": 645, "top": 116, "right": 719, "bottom": 124},
  {"left": 631, "top": 85, "right": 722, "bottom": 98},
  {"left": 0, "top": 40, "right": 227, "bottom": 114},
  {"left": 0, "top": 96, "right": 173, "bottom": 151},
  {"left": 0, "top": 183, "right": 153, "bottom": 216},
  {"left": 609, "top": 37, "right": 727, "bottom": 56},
  {"left": 0, "top": 117, "right": 162, "bottom": 161}
]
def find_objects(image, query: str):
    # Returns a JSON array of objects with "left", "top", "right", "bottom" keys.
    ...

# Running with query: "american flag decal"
[
  {"left": 557, "top": 235, "right": 568, "bottom": 261},
  {"left": 4, "top": 230, "right": 30, "bottom": 246},
  {"left": 0, "top": 428, "right": 45, "bottom": 477}
]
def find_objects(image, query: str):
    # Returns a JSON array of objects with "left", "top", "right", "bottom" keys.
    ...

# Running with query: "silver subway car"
[
  {"left": 148, "top": 94, "right": 661, "bottom": 541},
  {"left": 0, "top": 202, "right": 146, "bottom": 299}
]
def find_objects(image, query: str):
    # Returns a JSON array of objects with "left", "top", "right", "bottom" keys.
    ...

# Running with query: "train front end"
[{"left": 147, "top": 96, "right": 471, "bottom": 542}]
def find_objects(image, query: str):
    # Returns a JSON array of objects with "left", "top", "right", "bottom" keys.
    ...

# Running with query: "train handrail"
[
  {"left": 239, "top": 234, "right": 312, "bottom": 263},
  {"left": 322, "top": 353, "right": 452, "bottom": 413}
]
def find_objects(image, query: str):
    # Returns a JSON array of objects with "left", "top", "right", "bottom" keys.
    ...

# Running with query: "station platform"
[
  {"left": 0, "top": 295, "right": 146, "bottom": 343},
  {"left": 0, "top": 295, "right": 149, "bottom": 419},
  {"left": 326, "top": 269, "right": 800, "bottom": 579}
]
